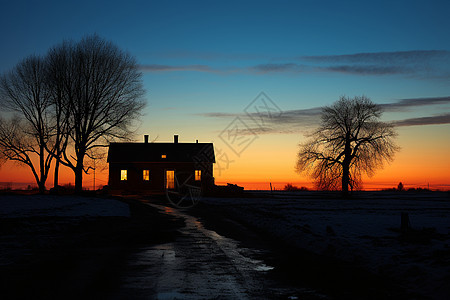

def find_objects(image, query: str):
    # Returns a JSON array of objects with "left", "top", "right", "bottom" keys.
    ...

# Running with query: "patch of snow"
[
  {"left": 0, "top": 195, "right": 130, "bottom": 218},
  {"left": 200, "top": 191, "right": 450, "bottom": 298}
]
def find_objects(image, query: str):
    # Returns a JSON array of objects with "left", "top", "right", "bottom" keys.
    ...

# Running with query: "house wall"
[{"left": 108, "top": 162, "right": 214, "bottom": 194}]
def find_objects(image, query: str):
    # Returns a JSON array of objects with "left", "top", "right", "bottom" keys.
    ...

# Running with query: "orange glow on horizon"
[
  {"left": 216, "top": 181, "right": 449, "bottom": 191},
  {"left": 1, "top": 158, "right": 447, "bottom": 192},
  {"left": 1, "top": 125, "right": 449, "bottom": 192},
  {"left": 0, "top": 160, "right": 109, "bottom": 190}
]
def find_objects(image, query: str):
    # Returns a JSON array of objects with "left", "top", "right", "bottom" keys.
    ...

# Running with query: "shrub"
[{"left": 284, "top": 183, "right": 308, "bottom": 191}]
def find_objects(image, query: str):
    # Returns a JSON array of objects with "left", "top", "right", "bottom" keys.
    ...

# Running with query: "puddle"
[{"left": 254, "top": 264, "right": 274, "bottom": 272}]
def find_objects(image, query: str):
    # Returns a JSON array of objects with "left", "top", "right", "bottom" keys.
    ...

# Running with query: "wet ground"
[{"left": 113, "top": 202, "right": 324, "bottom": 299}]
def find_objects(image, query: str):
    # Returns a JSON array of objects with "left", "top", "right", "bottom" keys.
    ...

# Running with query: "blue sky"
[{"left": 1, "top": 0, "right": 450, "bottom": 187}]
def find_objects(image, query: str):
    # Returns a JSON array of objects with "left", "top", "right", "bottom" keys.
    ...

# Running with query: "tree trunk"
[
  {"left": 74, "top": 166, "right": 83, "bottom": 193},
  {"left": 74, "top": 151, "right": 85, "bottom": 193},
  {"left": 39, "top": 143, "right": 46, "bottom": 194},
  {"left": 38, "top": 180, "right": 46, "bottom": 194},
  {"left": 341, "top": 137, "right": 351, "bottom": 197},
  {"left": 342, "top": 161, "right": 350, "bottom": 196},
  {"left": 54, "top": 157, "right": 60, "bottom": 188}
]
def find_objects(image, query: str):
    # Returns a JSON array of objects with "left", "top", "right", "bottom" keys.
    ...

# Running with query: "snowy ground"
[
  {"left": 1, "top": 192, "right": 449, "bottom": 298},
  {"left": 200, "top": 191, "right": 450, "bottom": 299},
  {"left": 0, "top": 194, "right": 175, "bottom": 299},
  {"left": 0, "top": 195, "right": 130, "bottom": 271},
  {"left": 0, "top": 194, "right": 130, "bottom": 218}
]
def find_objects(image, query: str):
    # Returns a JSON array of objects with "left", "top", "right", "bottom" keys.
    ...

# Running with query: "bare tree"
[
  {"left": 296, "top": 96, "right": 399, "bottom": 195},
  {"left": 0, "top": 151, "right": 5, "bottom": 168},
  {"left": 0, "top": 56, "right": 53, "bottom": 193},
  {"left": 0, "top": 116, "right": 49, "bottom": 192},
  {"left": 51, "top": 35, "right": 145, "bottom": 192},
  {"left": 0, "top": 130, "right": 6, "bottom": 168},
  {"left": 45, "top": 42, "right": 72, "bottom": 189}
]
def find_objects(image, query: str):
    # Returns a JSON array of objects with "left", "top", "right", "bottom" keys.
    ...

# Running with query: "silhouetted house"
[{"left": 107, "top": 135, "right": 215, "bottom": 194}]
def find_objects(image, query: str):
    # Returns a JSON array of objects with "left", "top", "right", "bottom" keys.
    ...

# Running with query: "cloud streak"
[
  {"left": 303, "top": 50, "right": 450, "bottom": 77},
  {"left": 139, "top": 50, "right": 450, "bottom": 78},
  {"left": 138, "top": 50, "right": 450, "bottom": 78},
  {"left": 199, "top": 107, "right": 322, "bottom": 124},
  {"left": 323, "top": 65, "right": 411, "bottom": 75},
  {"left": 393, "top": 113, "right": 450, "bottom": 127},
  {"left": 302, "top": 50, "right": 450, "bottom": 64},
  {"left": 201, "top": 96, "right": 450, "bottom": 135},
  {"left": 138, "top": 64, "right": 216, "bottom": 73},
  {"left": 200, "top": 107, "right": 323, "bottom": 135},
  {"left": 381, "top": 96, "right": 450, "bottom": 112},
  {"left": 251, "top": 63, "right": 308, "bottom": 74}
]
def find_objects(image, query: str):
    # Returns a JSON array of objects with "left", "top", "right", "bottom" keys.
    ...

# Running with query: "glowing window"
[
  {"left": 195, "top": 170, "right": 201, "bottom": 181},
  {"left": 143, "top": 170, "right": 150, "bottom": 181},
  {"left": 166, "top": 170, "right": 175, "bottom": 189},
  {"left": 161, "top": 154, "right": 166, "bottom": 158},
  {"left": 121, "top": 170, "right": 127, "bottom": 181}
]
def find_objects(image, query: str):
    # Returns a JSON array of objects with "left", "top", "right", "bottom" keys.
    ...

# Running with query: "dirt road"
[{"left": 113, "top": 202, "right": 323, "bottom": 299}]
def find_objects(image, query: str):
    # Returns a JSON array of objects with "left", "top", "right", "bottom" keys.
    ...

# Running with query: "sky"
[{"left": 0, "top": 0, "right": 449, "bottom": 190}]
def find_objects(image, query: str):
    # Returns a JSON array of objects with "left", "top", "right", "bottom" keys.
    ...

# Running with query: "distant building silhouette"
[{"left": 107, "top": 135, "right": 215, "bottom": 194}]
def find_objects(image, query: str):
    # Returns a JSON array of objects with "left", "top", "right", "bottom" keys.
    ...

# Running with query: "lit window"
[
  {"left": 161, "top": 154, "right": 166, "bottom": 158},
  {"left": 195, "top": 170, "right": 201, "bottom": 181},
  {"left": 143, "top": 170, "right": 150, "bottom": 181},
  {"left": 121, "top": 170, "right": 127, "bottom": 181},
  {"left": 166, "top": 170, "right": 175, "bottom": 189}
]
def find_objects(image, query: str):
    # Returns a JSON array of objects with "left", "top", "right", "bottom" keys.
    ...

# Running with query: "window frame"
[
  {"left": 195, "top": 169, "right": 201, "bottom": 181},
  {"left": 143, "top": 169, "right": 150, "bottom": 181},
  {"left": 121, "top": 169, "right": 127, "bottom": 181},
  {"left": 165, "top": 170, "right": 175, "bottom": 189}
]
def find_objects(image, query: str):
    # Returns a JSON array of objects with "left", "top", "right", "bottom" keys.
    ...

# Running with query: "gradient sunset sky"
[{"left": 1, "top": 0, "right": 449, "bottom": 190}]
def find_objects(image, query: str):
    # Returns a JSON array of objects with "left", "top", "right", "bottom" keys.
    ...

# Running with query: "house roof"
[{"left": 107, "top": 142, "right": 215, "bottom": 163}]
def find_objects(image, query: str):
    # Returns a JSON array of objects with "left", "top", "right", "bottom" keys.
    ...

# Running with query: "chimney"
[
  {"left": 174, "top": 135, "right": 178, "bottom": 144},
  {"left": 144, "top": 135, "right": 149, "bottom": 143}
]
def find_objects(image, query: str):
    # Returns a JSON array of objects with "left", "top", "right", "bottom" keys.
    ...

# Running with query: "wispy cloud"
[
  {"left": 302, "top": 50, "right": 450, "bottom": 64},
  {"left": 200, "top": 107, "right": 323, "bottom": 135},
  {"left": 199, "top": 107, "right": 322, "bottom": 122},
  {"left": 381, "top": 96, "right": 450, "bottom": 112},
  {"left": 251, "top": 63, "right": 308, "bottom": 74},
  {"left": 302, "top": 50, "right": 450, "bottom": 78},
  {"left": 199, "top": 112, "right": 241, "bottom": 118},
  {"left": 138, "top": 50, "right": 450, "bottom": 78},
  {"left": 200, "top": 96, "right": 450, "bottom": 135},
  {"left": 138, "top": 64, "right": 216, "bottom": 73},
  {"left": 393, "top": 113, "right": 450, "bottom": 127},
  {"left": 322, "top": 65, "right": 411, "bottom": 75}
]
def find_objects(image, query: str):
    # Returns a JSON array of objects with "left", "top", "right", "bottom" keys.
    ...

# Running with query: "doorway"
[{"left": 165, "top": 170, "right": 175, "bottom": 189}]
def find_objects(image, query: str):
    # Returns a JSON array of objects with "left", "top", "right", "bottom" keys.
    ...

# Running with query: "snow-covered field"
[
  {"left": 0, "top": 194, "right": 129, "bottom": 218},
  {"left": 0, "top": 194, "right": 130, "bottom": 269},
  {"left": 201, "top": 191, "right": 450, "bottom": 299},
  {"left": 1, "top": 191, "right": 448, "bottom": 298}
]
